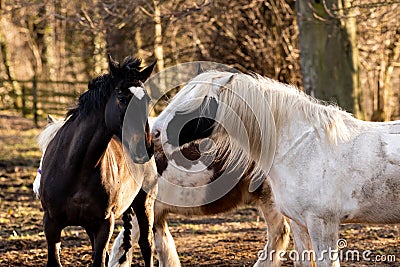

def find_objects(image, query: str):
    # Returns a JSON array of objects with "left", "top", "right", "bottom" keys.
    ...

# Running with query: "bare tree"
[
  {"left": 354, "top": 1, "right": 400, "bottom": 121},
  {"left": 0, "top": 0, "right": 399, "bottom": 122},
  {"left": 296, "top": 0, "right": 362, "bottom": 117}
]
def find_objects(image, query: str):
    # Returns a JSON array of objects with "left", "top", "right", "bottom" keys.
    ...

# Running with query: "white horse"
[
  {"left": 151, "top": 71, "right": 400, "bottom": 267},
  {"left": 34, "top": 116, "right": 291, "bottom": 267}
]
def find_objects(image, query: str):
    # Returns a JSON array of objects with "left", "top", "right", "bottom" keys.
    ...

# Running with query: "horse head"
[
  {"left": 151, "top": 72, "right": 238, "bottom": 154},
  {"left": 104, "top": 54, "right": 156, "bottom": 163},
  {"left": 151, "top": 71, "right": 274, "bottom": 192}
]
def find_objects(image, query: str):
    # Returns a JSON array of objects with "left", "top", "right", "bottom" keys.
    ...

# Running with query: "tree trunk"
[
  {"left": 93, "top": 2, "right": 107, "bottom": 74},
  {"left": 153, "top": 0, "right": 164, "bottom": 73},
  {"left": 135, "top": 27, "right": 147, "bottom": 63},
  {"left": 93, "top": 31, "right": 107, "bottom": 74},
  {"left": 0, "top": 0, "right": 21, "bottom": 111},
  {"left": 150, "top": 0, "right": 165, "bottom": 102},
  {"left": 374, "top": 30, "right": 400, "bottom": 121},
  {"left": 296, "top": 0, "right": 362, "bottom": 118}
]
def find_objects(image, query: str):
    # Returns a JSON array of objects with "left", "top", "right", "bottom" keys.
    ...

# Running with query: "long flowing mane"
[
  {"left": 66, "top": 57, "right": 142, "bottom": 119},
  {"left": 174, "top": 71, "right": 363, "bottom": 190},
  {"left": 219, "top": 73, "right": 361, "bottom": 143}
]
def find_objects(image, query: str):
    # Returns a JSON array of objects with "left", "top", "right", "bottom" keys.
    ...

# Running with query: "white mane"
[
  {"left": 253, "top": 73, "right": 360, "bottom": 143},
  {"left": 176, "top": 71, "right": 362, "bottom": 191}
]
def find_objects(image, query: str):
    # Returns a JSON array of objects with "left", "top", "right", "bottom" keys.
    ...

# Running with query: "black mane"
[{"left": 66, "top": 57, "right": 142, "bottom": 119}]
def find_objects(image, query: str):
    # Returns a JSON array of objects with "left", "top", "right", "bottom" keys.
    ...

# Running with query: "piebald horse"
[
  {"left": 37, "top": 56, "right": 157, "bottom": 267},
  {"left": 35, "top": 117, "right": 290, "bottom": 267},
  {"left": 109, "top": 141, "right": 290, "bottom": 266},
  {"left": 151, "top": 71, "right": 400, "bottom": 267}
]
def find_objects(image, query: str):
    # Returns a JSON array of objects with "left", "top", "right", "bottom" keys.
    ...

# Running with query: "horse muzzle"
[{"left": 127, "top": 134, "right": 153, "bottom": 164}]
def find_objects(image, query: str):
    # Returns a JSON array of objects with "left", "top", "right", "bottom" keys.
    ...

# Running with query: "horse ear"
[
  {"left": 107, "top": 53, "right": 119, "bottom": 77},
  {"left": 139, "top": 60, "right": 156, "bottom": 82},
  {"left": 47, "top": 114, "right": 55, "bottom": 124}
]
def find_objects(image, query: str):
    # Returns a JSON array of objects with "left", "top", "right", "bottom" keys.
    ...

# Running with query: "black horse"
[{"left": 39, "top": 55, "right": 156, "bottom": 267}]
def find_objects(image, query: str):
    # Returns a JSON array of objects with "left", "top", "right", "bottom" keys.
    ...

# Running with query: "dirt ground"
[{"left": 0, "top": 111, "right": 399, "bottom": 267}]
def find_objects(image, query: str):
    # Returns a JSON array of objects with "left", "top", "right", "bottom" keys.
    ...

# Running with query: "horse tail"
[
  {"left": 214, "top": 73, "right": 275, "bottom": 192},
  {"left": 119, "top": 206, "right": 134, "bottom": 264}
]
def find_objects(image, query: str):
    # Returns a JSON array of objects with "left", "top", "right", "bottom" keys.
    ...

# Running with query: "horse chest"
[{"left": 161, "top": 159, "right": 213, "bottom": 187}]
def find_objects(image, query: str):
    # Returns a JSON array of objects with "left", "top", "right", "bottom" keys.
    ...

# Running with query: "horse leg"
[
  {"left": 108, "top": 215, "right": 140, "bottom": 267},
  {"left": 254, "top": 198, "right": 290, "bottom": 267},
  {"left": 43, "top": 212, "right": 63, "bottom": 267},
  {"left": 306, "top": 216, "right": 340, "bottom": 267},
  {"left": 85, "top": 228, "right": 96, "bottom": 260},
  {"left": 154, "top": 217, "right": 181, "bottom": 267},
  {"left": 290, "top": 220, "right": 315, "bottom": 267},
  {"left": 132, "top": 189, "right": 154, "bottom": 267},
  {"left": 92, "top": 213, "right": 115, "bottom": 267}
]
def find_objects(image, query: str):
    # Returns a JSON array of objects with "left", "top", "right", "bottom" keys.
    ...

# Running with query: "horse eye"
[{"left": 118, "top": 96, "right": 128, "bottom": 105}]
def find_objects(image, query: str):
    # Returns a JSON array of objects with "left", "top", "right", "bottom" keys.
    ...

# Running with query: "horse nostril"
[{"left": 153, "top": 130, "right": 161, "bottom": 139}]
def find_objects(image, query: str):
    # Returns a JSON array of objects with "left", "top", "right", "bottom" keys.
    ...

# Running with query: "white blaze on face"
[
  {"left": 129, "top": 86, "right": 146, "bottom": 100},
  {"left": 151, "top": 108, "right": 176, "bottom": 153}
]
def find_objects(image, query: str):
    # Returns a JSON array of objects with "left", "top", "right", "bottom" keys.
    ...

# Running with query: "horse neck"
[
  {"left": 273, "top": 111, "right": 319, "bottom": 160},
  {"left": 62, "top": 112, "right": 114, "bottom": 170}
]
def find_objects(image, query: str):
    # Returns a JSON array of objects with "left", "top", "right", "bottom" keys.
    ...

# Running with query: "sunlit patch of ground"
[{"left": 0, "top": 111, "right": 43, "bottom": 168}]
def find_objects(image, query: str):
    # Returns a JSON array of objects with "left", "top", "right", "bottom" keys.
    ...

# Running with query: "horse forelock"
[
  {"left": 121, "top": 56, "right": 142, "bottom": 77},
  {"left": 166, "top": 71, "right": 232, "bottom": 115},
  {"left": 121, "top": 56, "right": 142, "bottom": 69}
]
